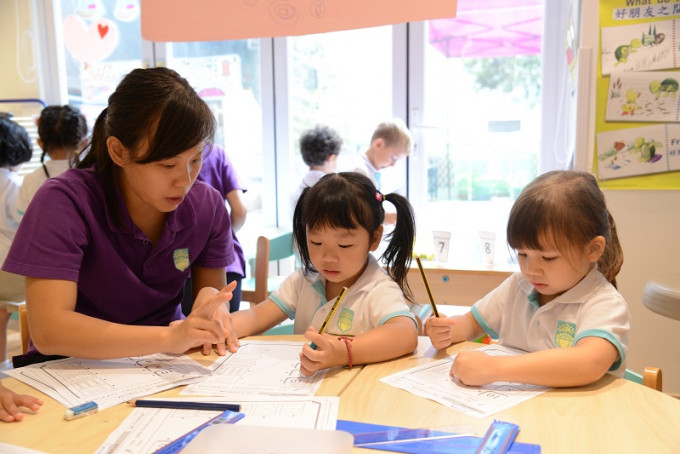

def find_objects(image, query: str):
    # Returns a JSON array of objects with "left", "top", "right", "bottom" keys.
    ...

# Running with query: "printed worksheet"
[
  {"left": 0, "top": 443, "right": 48, "bottom": 454},
  {"left": 6, "top": 353, "right": 211, "bottom": 410},
  {"left": 380, "top": 344, "right": 550, "bottom": 418},
  {"left": 96, "top": 396, "right": 339, "bottom": 454},
  {"left": 182, "top": 340, "right": 327, "bottom": 397}
]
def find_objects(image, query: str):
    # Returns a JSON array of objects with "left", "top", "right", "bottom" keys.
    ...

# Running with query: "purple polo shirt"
[
  {"left": 198, "top": 144, "right": 247, "bottom": 277},
  {"left": 3, "top": 167, "right": 234, "bottom": 331}
]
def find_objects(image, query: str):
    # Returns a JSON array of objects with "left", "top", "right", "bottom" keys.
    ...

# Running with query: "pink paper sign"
[{"left": 141, "top": 0, "right": 458, "bottom": 42}]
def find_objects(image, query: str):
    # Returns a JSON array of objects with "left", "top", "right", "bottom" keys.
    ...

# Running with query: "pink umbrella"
[{"left": 429, "top": 0, "right": 543, "bottom": 58}]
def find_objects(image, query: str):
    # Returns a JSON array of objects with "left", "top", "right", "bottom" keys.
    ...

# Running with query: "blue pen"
[{"left": 310, "top": 287, "right": 348, "bottom": 350}]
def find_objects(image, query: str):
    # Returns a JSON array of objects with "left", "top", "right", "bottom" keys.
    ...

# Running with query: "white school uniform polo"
[
  {"left": 0, "top": 167, "right": 22, "bottom": 265},
  {"left": 471, "top": 266, "right": 630, "bottom": 376},
  {"left": 16, "top": 159, "right": 70, "bottom": 217},
  {"left": 270, "top": 254, "right": 417, "bottom": 335}
]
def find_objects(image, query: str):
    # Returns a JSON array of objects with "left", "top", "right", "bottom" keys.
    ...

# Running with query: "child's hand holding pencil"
[
  {"left": 299, "top": 327, "right": 349, "bottom": 376},
  {"left": 425, "top": 316, "right": 458, "bottom": 349}
]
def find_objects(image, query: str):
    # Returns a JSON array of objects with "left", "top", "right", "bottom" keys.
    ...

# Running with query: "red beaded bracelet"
[{"left": 337, "top": 336, "right": 353, "bottom": 369}]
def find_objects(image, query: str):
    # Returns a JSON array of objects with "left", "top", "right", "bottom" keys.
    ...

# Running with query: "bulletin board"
[{"left": 595, "top": 0, "right": 680, "bottom": 189}]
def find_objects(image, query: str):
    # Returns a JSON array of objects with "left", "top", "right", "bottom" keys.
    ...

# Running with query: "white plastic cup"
[
  {"left": 432, "top": 231, "right": 451, "bottom": 262},
  {"left": 479, "top": 231, "right": 496, "bottom": 265}
]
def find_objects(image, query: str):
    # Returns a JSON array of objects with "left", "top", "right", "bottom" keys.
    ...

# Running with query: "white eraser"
[{"left": 64, "top": 401, "right": 98, "bottom": 421}]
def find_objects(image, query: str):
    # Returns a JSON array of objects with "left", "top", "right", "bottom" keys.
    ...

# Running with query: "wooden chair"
[
  {"left": 241, "top": 232, "right": 295, "bottom": 307},
  {"left": 625, "top": 367, "right": 663, "bottom": 391},
  {"left": 18, "top": 303, "right": 30, "bottom": 354}
]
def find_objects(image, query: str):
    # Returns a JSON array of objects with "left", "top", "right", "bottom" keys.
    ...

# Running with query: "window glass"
[
  {"left": 415, "top": 1, "right": 543, "bottom": 266},
  {"left": 60, "top": 0, "right": 143, "bottom": 125},
  {"left": 286, "top": 27, "right": 395, "bottom": 218},
  {"left": 167, "top": 40, "right": 263, "bottom": 213},
  {"left": 166, "top": 40, "right": 264, "bottom": 259}
]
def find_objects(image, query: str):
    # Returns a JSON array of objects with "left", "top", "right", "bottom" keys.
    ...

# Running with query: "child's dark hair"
[
  {"left": 299, "top": 124, "right": 342, "bottom": 166},
  {"left": 38, "top": 105, "right": 87, "bottom": 165},
  {"left": 293, "top": 171, "right": 416, "bottom": 300},
  {"left": 77, "top": 67, "right": 215, "bottom": 227},
  {"left": 0, "top": 118, "right": 32, "bottom": 167},
  {"left": 507, "top": 170, "right": 623, "bottom": 287}
]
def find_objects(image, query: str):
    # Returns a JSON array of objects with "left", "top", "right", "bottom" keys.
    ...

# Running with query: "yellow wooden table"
[
  {"left": 0, "top": 335, "right": 361, "bottom": 453},
  {"left": 339, "top": 338, "right": 680, "bottom": 453}
]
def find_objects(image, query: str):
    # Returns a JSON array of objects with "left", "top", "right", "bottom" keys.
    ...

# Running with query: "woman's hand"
[{"left": 169, "top": 281, "right": 239, "bottom": 355}]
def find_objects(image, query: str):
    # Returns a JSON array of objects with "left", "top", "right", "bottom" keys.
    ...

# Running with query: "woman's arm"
[
  {"left": 299, "top": 316, "right": 417, "bottom": 376},
  {"left": 451, "top": 336, "right": 619, "bottom": 387},
  {"left": 225, "top": 189, "right": 247, "bottom": 232},
  {"left": 230, "top": 299, "right": 288, "bottom": 338},
  {"left": 26, "top": 277, "right": 230, "bottom": 358}
]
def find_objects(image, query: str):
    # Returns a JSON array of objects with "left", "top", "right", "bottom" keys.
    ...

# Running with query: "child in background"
[
  {"left": 354, "top": 118, "right": 411, "bottom": 191},
  {"left": 182, "top": 143, "right": 247, "bottom": 314},
  {"left": 426, "top": 170, "right": 630, "bottom": 388},
  {"left": 16, "top": 105, "right": 87, "bottom": 217},
  {"left": 3, "top": 67, "right": 239, "bottom": 364},
  {"left": 0, "top": 118, "right": 33, "bottom": 370},
  {"left": 354, "top": 119, "right": 412, "bottom": 225},
  {"left": 231, "top": 172, "right": 418, "bottom": 376},
  {"left": 290, "top": 124, "right": 342, "bottom": 219},
  {"left": 0, "top": 382, "right": 42, "bottom": 422}
]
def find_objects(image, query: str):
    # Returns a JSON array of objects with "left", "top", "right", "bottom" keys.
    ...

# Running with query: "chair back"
[
  {"left": 624, "top": 367, "right": 663, "bottom": 391},
  {"left": 18, "top": 303, "right": 30, "bottom": 354},
  {"left": 241, "top": 231, "right": 295, "bottom": 307}
]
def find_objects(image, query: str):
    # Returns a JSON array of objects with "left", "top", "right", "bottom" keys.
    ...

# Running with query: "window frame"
[{"left": 39, "top": 2, "right": 576, "bottom": 248}]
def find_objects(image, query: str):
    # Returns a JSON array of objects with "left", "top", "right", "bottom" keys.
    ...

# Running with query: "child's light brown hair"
[
  {"left": 370, "top": 118, "right": 412, "bottom": 154},
  {"left": 507, "top": 170, "right": 623, "bottom": 288}
]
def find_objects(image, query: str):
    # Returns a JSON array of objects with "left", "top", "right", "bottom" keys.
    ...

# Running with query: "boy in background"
[
  {"left": 290, "top": 124, "right": 342, "bottom": 218},
  {"left": 354, "top": 118, "right": 412, "bottom": 192},
  {"left": 355, "top": 118, "right": 412, "bottom": 224}
]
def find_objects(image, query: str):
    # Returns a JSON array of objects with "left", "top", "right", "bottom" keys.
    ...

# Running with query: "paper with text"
[
  {"left": 0, "top": 443, "right": 48, "bottom": 454},
  {"left": 182, "top": 340, "right": 326, "bottom": 397},
  {"left": 96, "top": 396, "right": 339, "bottom": 454},
  {"left": 380, "top": 344, "right": 550, "bottom": 418},
  {"left": 6, "top": 353, "right": 211, "bottom": 410}
]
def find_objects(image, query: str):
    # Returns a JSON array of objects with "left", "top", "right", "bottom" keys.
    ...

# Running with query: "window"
[
  {"left": 408, "top": 1, "right": 546, "bottom": 266},
  {"left": 59, "top": 0, "right": 143, "bottom": 125},
  {"left": 42, "top": 0, "right": 570, "bottom": 269},
  {"left": 165, "top": 39, "right": 263, "bottom": 217},
  {"left": 283, "top": 26, "right": 398, "bottom": 223}
]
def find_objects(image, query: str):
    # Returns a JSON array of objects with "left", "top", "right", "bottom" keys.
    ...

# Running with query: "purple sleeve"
[{"left": 199, "top": 145, "right": 246, "bottom": 197}]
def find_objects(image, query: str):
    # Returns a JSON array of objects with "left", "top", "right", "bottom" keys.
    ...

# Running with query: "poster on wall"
[
  {"left": 596, "top": 1, "right": 680, "bottom": 189},
  {"left": 605, "top": 71, "right": 680, "bottom": 122},
  {"left": 596, "top": 123, "right": 680, "bottom": 179},
  {"left": 600, "top": 20, "right": 678, "bottom": 76}
]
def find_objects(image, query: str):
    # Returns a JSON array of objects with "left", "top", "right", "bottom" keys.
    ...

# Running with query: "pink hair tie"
[{"left": 375, "top": 191, "right": 384, "bottom": 202}]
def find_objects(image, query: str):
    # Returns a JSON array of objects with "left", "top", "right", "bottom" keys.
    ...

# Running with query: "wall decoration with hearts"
[{"left": 63, "top": 14, "right": 120, "bottom": 64}]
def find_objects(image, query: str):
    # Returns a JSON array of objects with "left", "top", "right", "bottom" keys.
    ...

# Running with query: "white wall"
[
  {"left": 606, "top": 190, "right": 680, "bottom": 394},
  {"left": 0, "top": 1, "right": 41, "bottom": 114}
]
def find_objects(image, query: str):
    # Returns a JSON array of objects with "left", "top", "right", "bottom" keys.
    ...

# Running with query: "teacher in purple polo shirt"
[{"left": 2, "top": 67, "right": 241, "bottom": 363}]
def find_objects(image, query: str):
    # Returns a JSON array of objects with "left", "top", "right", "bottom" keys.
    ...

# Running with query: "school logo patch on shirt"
[
  {"left": 173, "top": 248, "right": 190, "bottom": 271},
  {"left": 554, "top": 320, "right": 576, "bottom": 348},
  {"left": 337, "top": 307, "right": 354, "bottom": 333}
]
